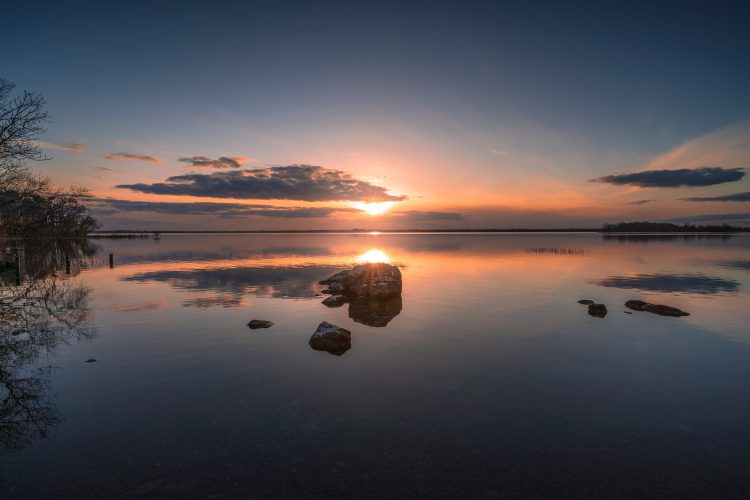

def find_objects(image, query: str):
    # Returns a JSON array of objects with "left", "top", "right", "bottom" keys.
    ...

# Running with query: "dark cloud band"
[
  {"left": 390, "top": 210, "right": 467, "bottom": 221},
  {"left": 681, "top": 191, "right": 750, "bottom": 202},
  {"left": 625, "top": 199, "right": 656, "bottom": 205},
  {"left": 117, "top": 164, "right": 406, "bottom": 202},
  {"left": 92, "top": 198, "right": 357, "bottom": 219},
  {"left": 105, "top": 152, "right": 161, "bottom": 163},
  {"left": 178, "top": 155, "right": 248, "bottom": 169},
  {"left": 591, "top": 167, "right": 745, "bottom": 188}
]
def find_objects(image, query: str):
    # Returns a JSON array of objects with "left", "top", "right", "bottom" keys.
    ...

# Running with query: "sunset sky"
[{"left": 3, "top": 1, "right": 749, "bottom": 229}]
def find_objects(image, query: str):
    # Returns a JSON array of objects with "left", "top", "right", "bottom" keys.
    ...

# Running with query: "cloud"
[
  {"left": 625, "top": 199, "right": 656, "bottom": 205},
  {"left": 117, "top": 165, "right": 406, "bottom": 202},
  {"left": 648, "top": 119, "right": 750, "bottom": 170},
  {"left": 178, "top": 155, "right": 252, "bottom": 169},
  {"left": 91, "top": 198, "right": 358, "bottom": 219},
  {"left": 38, "top": 141, "right": 89, "bottom": 153},
  {"left": 667, "top": 213, "right": 750, "bottom": 223},
  {"left": 105, "top": 152, "right": 161, "bottom": 163},
  {"left": 389, "top": 210, "right": 468, "bottom": 221},
  {"left": 680, "top": 192, "right": 750, "bottom": 202},
  {"left": 591, "top": 167, "right": 745, "bottom": 188},
  {"left": 93, "top": 166, "right": 114, "bottom": 173}
]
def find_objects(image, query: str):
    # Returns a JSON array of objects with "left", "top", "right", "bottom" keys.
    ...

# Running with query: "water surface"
[{"left": 2, "top": 233, "right": 750, "bottom": 498}]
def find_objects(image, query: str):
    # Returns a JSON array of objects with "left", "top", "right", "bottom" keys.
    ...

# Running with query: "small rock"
[
  {"left": 625, "top": 300, "right": 648, "bottom": 311},
  {"left": 309, "top": 321, "right": 351, "bottom": 356},
  {"left": 85, "top": 357, "right": 97, "bottom": 363},
  {"left": 322, "top": 295, "right": 347, "bottom": 307},
  {"left": 588, "top": 304, "right": 607, "bottom": 318},
  {"left": 624, "top": 311, "right": 633, "bottom": 314},
  {"left": 577, "top": 299, "right": 595, "bottom": 305},
  {"left": 247, "top": 319, "right": 274, "bottom": 329}
]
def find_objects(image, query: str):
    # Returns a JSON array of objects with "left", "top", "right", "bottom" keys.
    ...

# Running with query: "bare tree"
[
  {"left": 0, "top": 78, "right": 98, "bottom": 237},
  {"left": 0, "top": 79, "right": 48, "bottom": 191}
]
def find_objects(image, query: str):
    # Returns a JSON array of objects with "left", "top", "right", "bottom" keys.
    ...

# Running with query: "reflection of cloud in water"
[
  {"left": 100, "top": 246, "right": 334, "bottom": 266},
  {"left": 523, "top": 247, "right": 585, "bottom": 255},
  {"left": 183, "top": 296, "right": 245, "bottom": 308},
  {"left": 707, "top": 260, "right": 750, "bottom": 272},
  {"left": 122, "top": 265, "right": 343, "bottom": 300},
  {"left": 591, "top": 273, "right": 740, "bottom": 295},
  {"left": 111, "top": 300, "right": 166, "bottom": 312}
]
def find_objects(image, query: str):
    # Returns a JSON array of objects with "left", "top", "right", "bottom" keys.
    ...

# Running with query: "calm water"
[{"left": 2, "top": 233, "right": 750, "bottom": 499}]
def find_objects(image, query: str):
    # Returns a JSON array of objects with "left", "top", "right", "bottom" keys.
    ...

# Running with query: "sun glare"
[
  {"left": 355, "top": 248, "right": 391, "bottom": 263},
  {"left": 354, "top": 201, "right": 394, "bottom": 216}
]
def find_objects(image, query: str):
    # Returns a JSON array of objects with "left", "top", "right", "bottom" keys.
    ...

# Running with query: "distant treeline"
[{"left": 601, "top": 221, "right": 748, "bottom": 233}]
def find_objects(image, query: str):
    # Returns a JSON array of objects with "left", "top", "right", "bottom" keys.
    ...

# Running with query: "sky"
[{"left": 2, "top": 0, "right": 750, "bottom": 229}]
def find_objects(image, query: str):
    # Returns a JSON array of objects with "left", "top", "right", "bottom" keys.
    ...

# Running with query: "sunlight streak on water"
[{"left": 355, "top": 248, "right": 391, "bottom": 263}]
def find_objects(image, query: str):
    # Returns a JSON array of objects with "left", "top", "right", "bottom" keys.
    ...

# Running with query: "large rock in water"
[
  {"left": 309, "top": 321, "right": 351, "bottom": 356},
  {"left": 320, "top": 263, "right": 402, "bottom": 299}
]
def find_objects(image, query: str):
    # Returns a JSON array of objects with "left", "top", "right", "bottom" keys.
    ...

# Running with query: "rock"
[
  {"left": 348, "top": 296, "right": 402, "bottom": 327},
  {"left": 625, "top": 300, "right": 689, "bottom": 317},
  {"left": 624, "top": 311, "right": 633, "bottom": 314},
  {"left": 642, "top": 303, "right": 690, "bottom": 317},
  {"left": 85, "top": 357, "right": 97, "bottom": 363},
  {"left": 319, "top": 263, "right": 402, "bottom": 299},
  {"left": 319, "top": 270, "right": 351, "bottom": 285},
  {"left": 577, "top": 299, "right": 595, "bottom": 305},
  {"left": 322, "top": 295, "right": 348, "bottom": 307},
  {"left": 625, "top": 300, "right": 648, "bottom": 311},
  {"left": 588, "top": 303, "right": 607, "bottom": 318},
  {"left": 247, "top": 319, "right": 274, "bottom": 329},
  {"left": 309, "top": 321, "right": 351, "bottom": 356}
]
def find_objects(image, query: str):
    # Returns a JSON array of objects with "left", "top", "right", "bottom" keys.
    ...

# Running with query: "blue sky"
[{"left": 3, "top": 1, "right": 749, "bottom": 229}]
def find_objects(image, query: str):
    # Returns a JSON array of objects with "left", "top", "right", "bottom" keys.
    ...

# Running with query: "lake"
[{"left": 2, "top": 232, "right": 750, "bottom": 498}]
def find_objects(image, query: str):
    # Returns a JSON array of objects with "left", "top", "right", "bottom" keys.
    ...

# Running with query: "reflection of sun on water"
[
  {"left": 356, "top": 248, "right": 391, "bottom": 263},
  {"left": 353, "top": 201, "right": 394, "bottom": 216}
]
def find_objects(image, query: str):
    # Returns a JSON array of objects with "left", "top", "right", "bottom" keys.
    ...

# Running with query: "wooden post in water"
[
  {"left": 14, "top": 246, "right": 24, "bottom": 285},
  {"left": 109, "top": 253, "right": 114, "bottom": 268}
]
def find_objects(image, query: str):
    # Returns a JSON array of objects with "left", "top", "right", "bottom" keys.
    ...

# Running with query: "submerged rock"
[
  {"left": 588, "top": 303, "right": 608, "bottom": 318},
  {"left": 320, "top": 263, "right": 402, "bottom": 299},
  {"left": 348, "top": 296, "right": 403, "bottom": 327},
  {"left": 322, "top": 294, "right": 348, "bottom": 307},
  {"left": 577, "top": 299, "right": 595, "bottom": 305},
  {"left": 247, "top": 319, "right": 274, "bottom": 329},
  {"left": 643, "top": 303, "right": 690, "bottom": 317},
  {"left": 625, "top": 300, "right": 689, "bottom": 317},
  {"left": 309, "top": 321, "right": 351, "bottom": 356}
]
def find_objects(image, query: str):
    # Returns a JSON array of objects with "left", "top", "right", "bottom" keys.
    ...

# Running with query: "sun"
[{"left": 353, "top": 201, "right": 394, "bottom": 216}]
